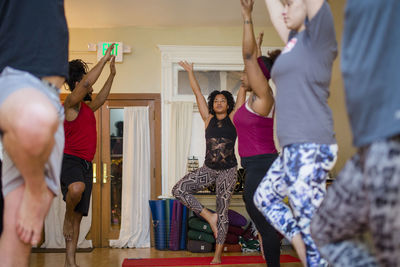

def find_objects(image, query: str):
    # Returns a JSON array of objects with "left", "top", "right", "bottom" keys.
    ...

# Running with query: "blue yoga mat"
[
  {"left": 169, "top": 199, "right": 174, "bottom": 225},
  {"left": 149, "top": 200, "right": 167, "bottom": 250},
  {"left": 180, "top": 204, "right": 188, "bottom": 250}
]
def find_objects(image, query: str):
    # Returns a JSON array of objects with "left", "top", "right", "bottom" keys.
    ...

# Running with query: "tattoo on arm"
[{"left": 244, "top": 20, "right": 252, "bottom": 24}]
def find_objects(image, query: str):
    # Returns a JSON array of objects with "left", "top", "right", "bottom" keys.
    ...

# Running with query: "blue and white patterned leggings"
[{"left": 254, "top": 143, "right": 338, "bottom": 267}]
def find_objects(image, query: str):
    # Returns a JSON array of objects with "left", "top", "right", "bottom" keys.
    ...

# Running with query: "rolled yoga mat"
[
  {"left": 175, "top": 201, "right": 183, "bottom": 248},
  {"left": 149, "top": 200, "right": 167, "bottom": 250},
  {"left": 165, "top": 198, "right": 174, "bottom": 244},
  {"left": 169, "top": 200, "right": 182, "bottom": 250},
  {"left": 180, "top": 205, "right": 188, "bottom": 250}
]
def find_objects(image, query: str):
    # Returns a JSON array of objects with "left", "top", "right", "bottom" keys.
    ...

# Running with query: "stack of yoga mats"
[{"left": 148, "top": 199, "right": 189, "bottom": 251}]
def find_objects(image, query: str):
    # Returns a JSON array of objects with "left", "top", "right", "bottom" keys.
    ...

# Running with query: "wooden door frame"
[
  {"left": 60, "top": 93, "right": 161, "bottom": 247},
  {"left": 102, "top": 93, "right": 161, "bottom": 200}
]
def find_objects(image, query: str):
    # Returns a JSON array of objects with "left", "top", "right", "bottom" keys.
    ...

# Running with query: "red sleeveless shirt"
[{"left": 64, "top": 102, "right": 97, "bottom": 161}]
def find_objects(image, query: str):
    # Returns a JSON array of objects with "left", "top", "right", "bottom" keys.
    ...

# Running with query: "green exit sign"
[{"left": 97, "top": 42, "right": 123, "bottom": 62}]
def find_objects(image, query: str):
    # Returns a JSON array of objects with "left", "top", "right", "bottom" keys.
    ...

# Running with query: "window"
[{"left": 177, "top": 70, "right": 242, "bottom": 96}]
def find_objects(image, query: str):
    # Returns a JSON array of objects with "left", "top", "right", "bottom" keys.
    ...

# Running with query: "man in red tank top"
[{"left": 61, "top": 44, "right": 116, "bottom": 267}]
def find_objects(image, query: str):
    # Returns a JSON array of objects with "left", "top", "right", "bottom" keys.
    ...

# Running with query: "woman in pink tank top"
[{"left": 233, "top": 2, "right": 282, "bottom": 266}]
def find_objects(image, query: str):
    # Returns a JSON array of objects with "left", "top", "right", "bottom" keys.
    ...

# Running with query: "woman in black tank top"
[
  {"left": 204, "top": 115, "right": 237, "bottom": 170},
  {"left": 172, "top": 61, "right": 243, "bottom": 264}
]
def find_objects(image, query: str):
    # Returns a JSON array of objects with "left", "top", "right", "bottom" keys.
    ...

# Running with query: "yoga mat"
[
  {"left": 179, "top": 205, "right": 188, "bottom": 250},
  {"left": 122, "top": 255, "right": 301, "bottom": 266},
  {"left": 168, "top": 200, "right": 180, "bottom": 250},
  {"left": 174, "top": 201, "right": 183, "bottom": 249},
  {"left": 176, "top": 202, "right": 183, "bottom": 226},
  {"left": 165, "top": 199, "right": 172, "bottom": 243},
  {"left": 149, "top": 200, "right": 167, "bottom": 250}
]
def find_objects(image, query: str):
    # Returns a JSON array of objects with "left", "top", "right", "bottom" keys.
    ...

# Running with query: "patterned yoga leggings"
[
  {"left": 254, "top": 143, "right": 338, "bottom": 267},
  {"left": 311, "top": 135, "right": 400, "bottom": 267},
  {"left": 172, "top": 165, "right": 237, "bottom": 244}
]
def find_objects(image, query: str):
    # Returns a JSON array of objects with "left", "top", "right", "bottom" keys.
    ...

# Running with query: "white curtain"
[
  {"left": 167, "top": 102, "right": 193, "bottom": 195},
  {"left": 110, "top": 106, "right": 151, "bottom": 248},
  {"left": 41, "top": 191, "right": 92, "bottom": 248}
]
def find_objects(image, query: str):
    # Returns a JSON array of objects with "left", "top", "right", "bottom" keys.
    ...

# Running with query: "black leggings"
[{"left": 241, "top": 154, "right": 281, "bottom": 267}]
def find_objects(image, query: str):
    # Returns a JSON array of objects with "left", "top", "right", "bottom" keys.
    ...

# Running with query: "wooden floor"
[{"left": 29, "top": 246, "right": 302, "bottom": 267}]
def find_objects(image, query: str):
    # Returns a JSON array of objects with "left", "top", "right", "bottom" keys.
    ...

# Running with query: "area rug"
[{"left": 122, "top": 255, "right": 300, "bottom": 266}]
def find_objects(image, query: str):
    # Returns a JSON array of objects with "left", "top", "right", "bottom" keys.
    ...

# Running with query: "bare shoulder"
[{"left": 204, "top": 114, "right": 213, "bottom": 128}]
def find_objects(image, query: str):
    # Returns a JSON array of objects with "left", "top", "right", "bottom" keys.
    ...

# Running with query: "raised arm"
[
  {"left": 256, "top": 32, "right": 264, "bottom": 58},
  {"left": 88, "top": 56, "right": 116, "bottom": 111},
  {"left": 178, "top": 61, "right": 210, "bottom": 121},
  {"left": 303, "top": 0, "right": 324, "bottom": 20},
  {"left": 241, "top": 0, "right": 274, "bottom": 116},
  {"left": 229, "top": 85, "right": 248, "bottom": 120},
  {"left": 264, "top": 0, "right": 290, "bottom": 43},
  {"left": 64, "top": 44, "right": 115, "bottom": 109}
]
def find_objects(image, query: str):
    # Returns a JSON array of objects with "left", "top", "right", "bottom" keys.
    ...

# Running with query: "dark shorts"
[{"left": 60, "top": 153, "right": 93, "bottom": 216}]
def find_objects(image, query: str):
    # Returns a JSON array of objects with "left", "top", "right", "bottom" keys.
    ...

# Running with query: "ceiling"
[{"left": 65, "top": 0, "right": 272, "bottom": 28}]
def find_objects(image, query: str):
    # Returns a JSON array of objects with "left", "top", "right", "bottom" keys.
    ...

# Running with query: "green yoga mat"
[{"left": 165, "top": 199, "right": 171, "bottom": 243}]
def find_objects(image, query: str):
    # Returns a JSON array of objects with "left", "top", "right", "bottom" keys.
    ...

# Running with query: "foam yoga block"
[
  {"left": 187, "top": 240, "right": 213, "bottom": 253},
  {"left": 188, "top": 217, "right": 213, "bottom": 234},
  {"left": 149, "top": 200, "right": 167, "bottom": 250},
  {"left": 188, "top": 230, "right": 215, "bottom": 244}
]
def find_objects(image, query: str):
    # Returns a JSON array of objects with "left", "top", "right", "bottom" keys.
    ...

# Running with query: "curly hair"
[
  {"left": 207, "top": 90, "right": 235, "bottom": 116},
  {"left": 66, "top": 59, "right": 89, "bottom": 91},
  {"left": 258, "top": 49, "right": 282, "bottom": 74}
]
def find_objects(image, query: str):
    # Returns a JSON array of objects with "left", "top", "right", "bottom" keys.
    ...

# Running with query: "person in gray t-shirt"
[
  {"left": 311, "top": 1, "right": 400, "bottom": 266},
  {"left": 252, "top": 0, "right": 338, "bottom": 266}
]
